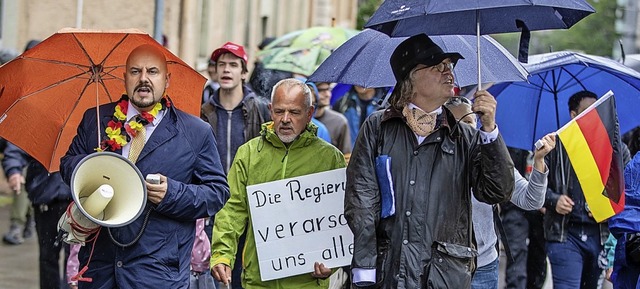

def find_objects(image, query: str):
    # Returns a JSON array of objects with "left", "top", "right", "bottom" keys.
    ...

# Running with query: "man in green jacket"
[{"left": 211, "top": 78, "right": 347, "bottom": 288}]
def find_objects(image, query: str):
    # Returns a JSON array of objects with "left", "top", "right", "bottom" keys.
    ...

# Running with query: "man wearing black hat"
[{"left": 344, "top": 34, "right": 515, "bottom": 288}]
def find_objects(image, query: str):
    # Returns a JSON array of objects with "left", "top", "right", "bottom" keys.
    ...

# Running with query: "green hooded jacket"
[{"left": 211, "top": 121, "right": 346, "bottom": 289}]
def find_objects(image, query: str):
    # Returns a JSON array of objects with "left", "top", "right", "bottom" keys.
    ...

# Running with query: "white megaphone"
[{"left": 58, "top": 152, "right": 147, "bottom": 244}]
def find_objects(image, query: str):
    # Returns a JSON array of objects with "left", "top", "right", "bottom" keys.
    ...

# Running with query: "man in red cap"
[
  {"left": 203, "top": 42, "right": 247, "bottom": 104},
  {"left": 201, "top": 42, "right": 270, "bottom": 173},
  {"left": 200, "top": 42, "right": 270, "bottom": 289}
]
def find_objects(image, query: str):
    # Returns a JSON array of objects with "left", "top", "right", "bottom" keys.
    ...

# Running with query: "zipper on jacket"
[
  {"left": 281, "top": 148, "right": 289, "bottom": 179},
  {"left": 226, "top": 111, "right": 232, "bottom": 173}
]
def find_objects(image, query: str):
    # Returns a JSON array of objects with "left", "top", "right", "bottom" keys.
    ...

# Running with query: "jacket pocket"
[{"left": 422, "top": 241, "right": 477, "bottom": 289}]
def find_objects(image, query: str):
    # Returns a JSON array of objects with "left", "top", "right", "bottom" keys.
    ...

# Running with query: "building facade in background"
[
  {"left": 616, "top": 0, "right": 639, "bottom": 56},
  {"left": 0, "top": 0, "right": 357, "bottom": 72}
]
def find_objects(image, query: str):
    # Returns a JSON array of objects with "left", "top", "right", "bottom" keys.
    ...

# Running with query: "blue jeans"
[
  {"left": 546, "top": 230, "right": 603, "bottom": 289},
  {"left": 472, "top": 257, "right": 499, "bottom": 289},
  {"left": 189, "top": 271, "right": 217, "bottom": 289}
]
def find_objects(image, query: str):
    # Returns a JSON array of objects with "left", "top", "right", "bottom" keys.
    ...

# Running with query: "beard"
[
  {"left": 276, "top": 123, "right": 299, "bottom": 144},
  {"left": 130, "top": 96, "right": 156, "bottom": 110},
  {"left": 277, "top": 134, "right": 297, "bottom": 144},
  {"left": 130, "top": 85, "right": 162, "bottom": 110}
]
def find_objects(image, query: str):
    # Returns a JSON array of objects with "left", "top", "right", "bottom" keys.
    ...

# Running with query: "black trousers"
[
  {"left": 501, "top": 204, "right": 547, "bottom": 289},
  {"left": 34, "top": 200, "right": 71, "bottom": 289}
]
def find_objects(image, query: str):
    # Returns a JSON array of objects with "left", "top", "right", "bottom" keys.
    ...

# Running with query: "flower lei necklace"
[{"left": 97, "top": 95, "right": 171, "bottom": 152}]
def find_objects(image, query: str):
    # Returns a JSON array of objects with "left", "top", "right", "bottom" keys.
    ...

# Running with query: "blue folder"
[{"left": 375, "top": 155, "right": 395, "bottom": 218}]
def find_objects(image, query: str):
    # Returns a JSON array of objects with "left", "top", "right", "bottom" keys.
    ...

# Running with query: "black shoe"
[
  {"left": 23, "top": 215, "right": 35, "bottom": 239},
  {"left": 2, "top": 223, "right": 24, "bottom": 245}
]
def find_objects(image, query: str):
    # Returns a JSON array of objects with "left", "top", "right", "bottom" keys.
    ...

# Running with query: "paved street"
[{"left": 0, "top": 196, "right": 40, "bottom": 289}]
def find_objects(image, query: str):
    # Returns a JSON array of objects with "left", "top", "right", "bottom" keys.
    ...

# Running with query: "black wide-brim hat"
[{"left": 390, "top": 34, "right": 464, "bottom": 83}]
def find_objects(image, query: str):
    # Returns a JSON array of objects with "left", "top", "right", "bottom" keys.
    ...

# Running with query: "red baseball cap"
[{"left": 210, "top": 42, "right": 248, "bottom": 64}]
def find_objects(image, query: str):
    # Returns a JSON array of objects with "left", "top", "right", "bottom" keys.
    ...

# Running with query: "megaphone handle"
[
  {"left": 108, "top": 208, "right": 154, "bottom": 248},
  {"left": 54, "top": 228, "right": 66, "bottom": 248}
]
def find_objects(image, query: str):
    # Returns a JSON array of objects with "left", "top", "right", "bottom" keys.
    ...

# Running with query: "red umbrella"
[{"left": 0, "top": 28, "right": 205, "bottom": 172}]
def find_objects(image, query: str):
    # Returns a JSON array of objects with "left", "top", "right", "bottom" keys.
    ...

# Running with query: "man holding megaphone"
[{"left": 59, "top": 44, "right": 230, "bottom": 289}]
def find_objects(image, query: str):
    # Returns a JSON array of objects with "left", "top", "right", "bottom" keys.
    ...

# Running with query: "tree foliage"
[
  {"left": 493, "top": 0, "right": 619, "bottom": 58},
  {"left": 533, "top": 0, "right": 619, "bottom": 56},
  {"left": 356, "top": 0, "right": 383, "bottom": 29}
]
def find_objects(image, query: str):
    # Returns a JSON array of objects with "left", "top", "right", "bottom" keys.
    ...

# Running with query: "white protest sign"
[{"left": 246, "top": 168, "right": 353, "bottom": 281}]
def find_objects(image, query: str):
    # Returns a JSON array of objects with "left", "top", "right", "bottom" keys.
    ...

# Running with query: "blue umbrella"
[
  {"left": 308, "top": 29, "right": 528, "bottom": 89},
  {"left": 489, "top": 51, "right": 640, "bottom": 151},
  {"left": 364, "top": 0, "right": 594, "bottom": 88}
]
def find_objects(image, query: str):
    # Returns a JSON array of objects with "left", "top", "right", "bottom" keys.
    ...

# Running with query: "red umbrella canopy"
[{"left": 0, "top": 28, "right": 206, "bottom": 172}]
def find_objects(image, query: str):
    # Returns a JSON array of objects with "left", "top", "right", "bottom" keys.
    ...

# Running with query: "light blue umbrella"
[
  {"left": 489, "top": 51, "right": 640, "bottom": 151},
  {"left": 308, "top": 29, "right": 528, "bottom": 88}
]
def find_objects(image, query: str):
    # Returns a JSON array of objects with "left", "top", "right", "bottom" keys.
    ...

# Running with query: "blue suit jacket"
[{"left": 61, "top": 101, "right": 229, "bottom": 289}]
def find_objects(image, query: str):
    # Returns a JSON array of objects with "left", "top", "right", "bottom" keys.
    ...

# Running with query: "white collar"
[
  {"left": 407, "top": 103, "right": 442, "bottom": 115},
  {"left": 126, "top": 101, "right": 164, "bottom": 127}
]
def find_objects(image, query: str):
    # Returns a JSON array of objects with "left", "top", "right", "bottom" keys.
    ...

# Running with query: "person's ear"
[
  {"left": 308, "top": 106, "right": 315, "bottom": 121},
  {"left": 165, "top": 73, "right": 171, "bottom": 89}
]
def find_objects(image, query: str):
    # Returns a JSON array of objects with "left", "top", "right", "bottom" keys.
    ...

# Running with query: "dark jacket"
[
  {"left": 344, "top": 107, "right": 514, "bottom": 289},
  {"left": 544, "top": 143, "right": 631, "bottom": 244},
  {"left": 3, "top": 142, "right": 71, "bottom": 205},
  {"left": 332, "top": 88, "right": 386, "bottom": 148},
  {"left": 201, "top": 85, "right": 270, "bottom": 173},
  {"left": 2, "top": 142, "right": 27, "bottom": 177},
  {"left": 60, "top": 101, "right": 230, "bottom": 289}
]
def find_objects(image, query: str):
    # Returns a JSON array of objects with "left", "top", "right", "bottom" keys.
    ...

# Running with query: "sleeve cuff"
[
  {"left": 479, "top": 125, "right": 499, "bottom": 144},
  {"left": 210, "top": 256, "right": 232, "bottom": 269},
  {"left": 352, "top": 268, "right": 376, "bottom": 286}
]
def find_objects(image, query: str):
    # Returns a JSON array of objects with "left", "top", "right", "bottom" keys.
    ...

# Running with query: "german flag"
[{"left": 557, "top": 91, "right": 625, "bottom": 222}]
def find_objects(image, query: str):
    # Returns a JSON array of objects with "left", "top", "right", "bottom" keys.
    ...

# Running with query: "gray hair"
[
  {"left": 389, "top": 66, "right": 420, "bottom": 110},
  {"left": 270, "top": 78, "right": 313, "bottom": 110}
]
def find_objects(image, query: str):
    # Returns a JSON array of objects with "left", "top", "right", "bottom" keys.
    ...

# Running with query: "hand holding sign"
[{"left": 312, "top": 262, "right": 332, "bottom": 279}]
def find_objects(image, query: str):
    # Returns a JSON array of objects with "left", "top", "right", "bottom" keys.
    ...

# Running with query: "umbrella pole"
[
  {"left": 476, "top": 11, "right": 482, "bottom": 91},
  {"left": 95, "top": 84, "right": 101, "bottom": 148},
  {"left": 552, "top": 87, "right": 568, "bottom": 195}
]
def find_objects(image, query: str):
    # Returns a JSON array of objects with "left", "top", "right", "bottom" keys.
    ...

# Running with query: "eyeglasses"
[
  {"left": 432, "top": 61, "right": 455, "bottom": 73},
  {"left": 414, "top": 61, "right": 456, "bottom": 74}
]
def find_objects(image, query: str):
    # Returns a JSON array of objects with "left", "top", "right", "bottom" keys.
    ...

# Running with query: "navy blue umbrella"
[
  {"left": 364, "top": 0, "right": 595, "bottom": 88},
  {"left": 489, "top": 51, "right": 640, "bottom": 151},
  {"left": 366, "top": 0, "right": 595, "bottom": 36},
  {"left": 308, "top": 29, "right": 528, "bottom": 89}
]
